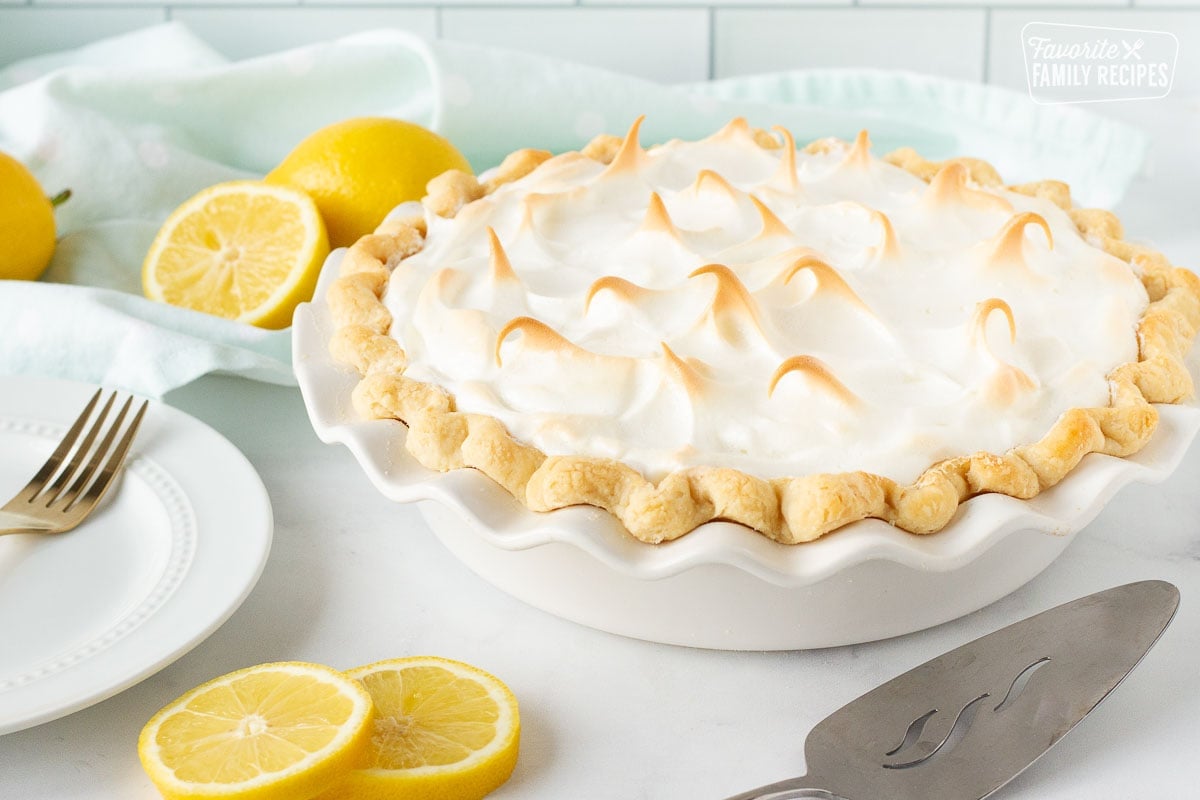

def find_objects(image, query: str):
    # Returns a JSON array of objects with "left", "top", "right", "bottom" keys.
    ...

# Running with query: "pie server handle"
[{"left": 722, "top": 775, "right": 848, "bottom": 800}]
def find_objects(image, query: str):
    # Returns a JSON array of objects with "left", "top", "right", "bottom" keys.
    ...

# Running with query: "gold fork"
[{"left": 0, "top": 389, "right": 148, "bottom": 537}]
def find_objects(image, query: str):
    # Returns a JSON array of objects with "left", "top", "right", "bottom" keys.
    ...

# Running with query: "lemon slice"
[
  {"left": 138, "top": 661, "right": 374, "bottom": 800},
  {"left": 142, "top": 180, "right": 329, "bottom": 329},
  {"left": 318, "top": 656, "right": 521, "bottom": 800}
]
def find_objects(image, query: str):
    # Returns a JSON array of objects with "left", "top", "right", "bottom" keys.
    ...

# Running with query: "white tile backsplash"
[
  {"left": 0, "top": 7, "right": 165, "bottom": 64},
  {"left": 168, "top": 7, "right": 436, "bottom": 61},
  {"left": 0, "top": 2, "right": 1198, "bottom": 100},
  {"left": 714, "top": 8, "right": 986, "bottom": 82},
  {"left": 441, "top": 7, "right": 710, "bottom": 83}
]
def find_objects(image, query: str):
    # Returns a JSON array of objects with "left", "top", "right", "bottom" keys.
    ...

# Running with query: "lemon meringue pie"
[{"left": 326, "top": 118, "right": 1200, "bottom": 544}]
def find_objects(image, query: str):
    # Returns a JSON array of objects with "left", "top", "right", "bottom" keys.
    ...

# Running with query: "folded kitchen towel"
[{"left": 0, "top": 23, "right": 1150, "bottom": 397}]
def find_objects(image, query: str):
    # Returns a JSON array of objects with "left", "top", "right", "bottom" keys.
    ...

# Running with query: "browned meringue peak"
[
  {"left": 868, "top": 208, "right": 902, "bottom": 262},
  {"left": 485, "top": 227, "right": 521, "bottom": 284},
  {"left": 969, "top": 298, "right": 1038, "bottom": 406},
  {"left": 495, "top": 316, "right": 604, "bottom": 366},
  {"left": 583, "top": 274, "right": 659, "bottom": 313},
  {"left": 970, "top": 297, "right": 1018, "bottom": 348},
  {"left": 990, "top": 211, "right": 1054, "bottom": 261},
  {"left": 984, "top": 212, "right": 1055, "bottom": 282},
  {"left": 779, "top": 255, "right": 873, "bottom": 313},
  {"left": 707, "top": 116, "right": 757, "bottom": 143},
  {"left": 843, "top": 130, "right": 873, "bottom": 169},
  {"left": 659, "top": 342, "right": 715, "bottom": 397},
  {"left": 688, "top": 264, "right": 767, "bottom": 343},
  {"left": 767, "top": 355, "right": 862, "bottom": 407},
  {"left": 925, "top": 162, "right": 1013, "bottom": 214},
  {"left": 687, "top": 168, "right": 743, "bottom": 202},
  {"left": 749, "top": 195, "right": 792, "bottom": 240},
  {"left": 640, "top": 191, "right": 683, "bottom": 238},
  {"left": 600, "top": 115, "right": 648, "bottom": 178},
  {"left": 767, "top": 125, "right": 800, "bottom": 194}
]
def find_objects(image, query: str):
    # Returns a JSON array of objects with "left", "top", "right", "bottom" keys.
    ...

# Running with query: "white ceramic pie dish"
[{"left": 294, "top": 250, "right": 1200, "bottom": 650}]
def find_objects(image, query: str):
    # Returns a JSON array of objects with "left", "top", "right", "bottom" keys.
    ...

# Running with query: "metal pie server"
[{"left": 725, "top": 580, "right": 1179, "bottom": 800}]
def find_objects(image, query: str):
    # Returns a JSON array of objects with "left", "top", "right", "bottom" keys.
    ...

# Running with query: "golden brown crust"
[{"left": 326, "top": 129, "right": 1200, "bottom": 545}]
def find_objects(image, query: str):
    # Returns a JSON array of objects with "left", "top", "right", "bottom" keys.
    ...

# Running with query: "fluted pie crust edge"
[{"left": 324, "top": 124, "right": 1200, "bottom": 544}]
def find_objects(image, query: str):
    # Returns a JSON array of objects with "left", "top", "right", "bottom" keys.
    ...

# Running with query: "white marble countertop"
[{"left": 2, "top": 100, "right": 1199, "bottom": 799}]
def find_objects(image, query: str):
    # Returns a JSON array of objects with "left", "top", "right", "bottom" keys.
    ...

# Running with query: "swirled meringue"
[{"left": 383, "top": 121, "right": 1148, "bottom": 484}]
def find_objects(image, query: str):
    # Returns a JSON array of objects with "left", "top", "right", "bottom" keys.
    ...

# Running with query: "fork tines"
[{"left": 26, "top": 389, "right": 149, "bottom": 512}]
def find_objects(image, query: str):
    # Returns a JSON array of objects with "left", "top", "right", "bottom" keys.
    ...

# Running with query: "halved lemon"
[
  {"left": 317, "top": 656, "right": 521, "bottom": 800},
  {"left": 138, "top": 661, "right": 374, "bottom": 800},
  {"left": 142, "top": 180, "right": 329, "bottom": 329}
]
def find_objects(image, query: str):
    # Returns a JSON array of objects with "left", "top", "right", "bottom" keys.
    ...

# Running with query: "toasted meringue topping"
[
  {"left": 486, "top": 227, "right": 520, "bottom": 284},
  {"left": 845, "top": 130, "right": 873, "bottom": 169},
  {"left": 991, "top": 212, "right": 1054, "bottom": 263},
  {"left": 602, "top": 115, "right": 647, "bottom": 177},
  {"left": 712, "top": 117, "right": 753, "bottom": 141},
  {"left": 869, "top": 209, "right": 902, "bottom": 261},
  {"left": 689, "top": 264, "right": 761, "bottom": 321},
  {"left": 660, "top": 342, "right": 711, "bottom": 397},
  {"left": 971, "top": 297, "right": 1017, "bottom": 346},
  {"left": 927, "top": 162, "right": 1014, "bottom": 214},
  {"left": 750, "top": 195, "right": 792, "bottom": 239},
  {"left": 769, "top": 355, "right": 861, "bottom": 407},
  {"left": 691, "top": 168, "right": 740, "bottom": 199},
  {"left": 583, "top": 275, "right": 661, "bottom": 314},
  {"left": 642, "top": 192, "right": 679, "bottom": 236},
  {"left": 983, "top": 365, "right": 1038, "bottom": 408},
  {"left": 387, "top": 122, "right": 1148, "bottom": 483},
  {"left": 770, "top": 125, "right": 799, "bottom": 193},
  {"left": 495, "top": 316, "right": 584, "bottom": 365},
  {"left": 781, "top": 256, "right": 872, "bottom": 312}
]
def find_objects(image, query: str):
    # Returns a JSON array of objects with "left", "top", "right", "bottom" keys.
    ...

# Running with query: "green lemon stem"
[{"left": 49, "top": 189, "right": 71, "bottom": 208}]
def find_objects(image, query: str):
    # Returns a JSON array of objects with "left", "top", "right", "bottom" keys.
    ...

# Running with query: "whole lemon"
[
  {"left": 266, "top": 117, "right": 471, "bottom": 249},
  {"left": 0, "top": 151, "right": 58, "bottom": 282}
]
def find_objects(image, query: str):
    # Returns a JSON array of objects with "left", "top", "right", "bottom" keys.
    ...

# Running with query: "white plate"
[
  {"left": 0, "top": 375, "right": 272, "bottom": 734},
  {"left": 295, "top": 253, "right": 1200, "bottom": 650}
]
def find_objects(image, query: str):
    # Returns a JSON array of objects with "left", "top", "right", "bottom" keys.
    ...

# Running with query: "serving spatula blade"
[{"left": 726, "top": 580, "right": 1179, "bottom": 800}]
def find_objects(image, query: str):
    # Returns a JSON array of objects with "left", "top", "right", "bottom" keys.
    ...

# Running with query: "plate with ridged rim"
[
  {"left": 0, "top": 374, "right": 272, "bottom": 735},
  {"left": 295, "top": 252, "right": 1200, "bottom": 647}
]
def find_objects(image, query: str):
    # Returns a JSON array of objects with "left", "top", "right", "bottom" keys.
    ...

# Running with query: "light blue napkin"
[{"left": 0, "top": 23, "right": 1150, "bottom": 397}]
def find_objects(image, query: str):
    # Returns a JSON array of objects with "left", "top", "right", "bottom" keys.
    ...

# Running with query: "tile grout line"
[
  {"left": 982, "top": 5, "right": 990, "bottom": 83},
  {"left": 707, "top": 4, "right": 716, "bottom": 80},
  {"left": 16, "top": 3, "right": 1200, "bottom": 11}
]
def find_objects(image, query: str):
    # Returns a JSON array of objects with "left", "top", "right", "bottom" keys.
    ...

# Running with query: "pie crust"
[{"left": 324, "top": 120, "right": 1200, "bottom": 544}]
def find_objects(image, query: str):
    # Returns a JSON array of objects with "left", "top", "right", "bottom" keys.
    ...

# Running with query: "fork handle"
[
  {"left": 722, "top": 775, "right": 847, "bottom": 800},
  {"left": 0, "top": 510, "right": 55, "bottom": 536}
]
